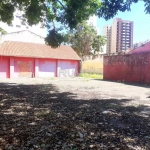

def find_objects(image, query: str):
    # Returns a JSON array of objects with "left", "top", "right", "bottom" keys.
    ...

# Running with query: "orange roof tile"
[{"left": 0, "top": 41, "right": 81, "bottom": 60}]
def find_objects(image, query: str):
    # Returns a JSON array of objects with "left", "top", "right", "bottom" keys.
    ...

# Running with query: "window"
[
  {"left": 16, "top": 15, "right": 21, "bottom": 19},
  {"left": 9, "top": 24, "right": 13, "bottom": 27},
  {"left": 16, "top": 25, "right": 21, "bottom": 28}
]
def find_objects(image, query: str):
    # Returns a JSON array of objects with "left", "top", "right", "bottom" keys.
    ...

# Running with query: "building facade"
[
  {"left": 0, "top": 31, "right": 81, "bottom": 78},
  {"left": 103, "top": 25, "right": 111, "bottom": 54},
  {"left": 87, "top": 15, "right": 100, "bottom": 35},
  {"left": 0, "top": 41, "right": 80, "bottom": 78},
  {"left": 103, "top": 18, "right": 133, "bottom": 54}
]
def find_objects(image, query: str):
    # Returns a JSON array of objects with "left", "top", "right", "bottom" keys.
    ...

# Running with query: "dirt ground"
[{"left": 0, "top": 78, "right": 150, "bottom": 149}]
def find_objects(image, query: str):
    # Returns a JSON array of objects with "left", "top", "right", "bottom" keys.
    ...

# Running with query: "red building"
[
  {"left": 129, "top": 41, "right": 150, "bottom": 54},
  {"left": 0, "top": 41, "right": 81, "bottom": 78}
]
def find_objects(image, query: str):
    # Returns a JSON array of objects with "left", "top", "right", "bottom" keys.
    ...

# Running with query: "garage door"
[
  {"left": 58, "top": 60, "right": 78, "bottom": 77},
  {"left": 38, "top": 59, "right": 56, "bottom": 77},
  {"left": 14, "top": 58, "right": 34, "bottom": 78}
]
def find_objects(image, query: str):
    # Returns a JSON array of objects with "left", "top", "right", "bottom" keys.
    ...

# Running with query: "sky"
[{"left": 97, "top": 1, "right": 150, "bottom": 44}]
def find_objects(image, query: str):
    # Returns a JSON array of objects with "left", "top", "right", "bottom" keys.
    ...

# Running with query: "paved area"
[
  {"left": 0, "top": 78, "right": 150, "bottom": 149},
  {"left": 1, "top": 77, "right": 150, "bottom": 107}
]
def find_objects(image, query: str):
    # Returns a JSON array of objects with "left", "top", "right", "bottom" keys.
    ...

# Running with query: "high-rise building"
[
  {"left": 0, "top": 9, "right": 46, "bottom": 37},
  {"left": 103, "top": 18, "right": 133, "bottom": 54},
  {"left": 103, "top": 25, "right": 111, "bottom": 54},
  {"left": 87, "top": 15, "right": 100, "bottom": 35}
]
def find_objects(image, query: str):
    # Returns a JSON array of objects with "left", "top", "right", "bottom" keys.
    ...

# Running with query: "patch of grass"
[
  {"left": 50, "top": 77, "right": 56, "bottom": 80},
  {"left": 32, "top": 79, "right": 40, "bottom": 84},
  {"left": 79, "top": 73, "right": 103, "bottom": 79},
  {"left": 83, "top": 79, "right": 89, "bottom": 82}
]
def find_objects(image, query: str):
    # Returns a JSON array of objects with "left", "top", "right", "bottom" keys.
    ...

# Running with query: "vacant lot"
[{"left": 0, "top": 78, "right": 150, "bottom": 150}]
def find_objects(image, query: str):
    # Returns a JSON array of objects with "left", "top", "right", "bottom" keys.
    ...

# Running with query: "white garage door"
[
  {"left": 58, "top": 60, "right": 78, "bottom": 77},
  {"left": 39, "top": 59, "right": 57, "bottom": 77}
]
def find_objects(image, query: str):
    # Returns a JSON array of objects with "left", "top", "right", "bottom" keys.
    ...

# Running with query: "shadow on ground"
[
  {"left": 94, "top": 78, "right": 150, "bottom": 88},
  {"left": 0, "top": 82, "right": 150, "bottom": 149}
]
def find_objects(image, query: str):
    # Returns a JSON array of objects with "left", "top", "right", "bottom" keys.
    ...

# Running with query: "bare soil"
[{"left": 0, "top": 78, "right": 150, "bottom": 150}]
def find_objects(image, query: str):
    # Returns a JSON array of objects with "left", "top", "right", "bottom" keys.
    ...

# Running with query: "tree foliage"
[
  {"left": 97, "top": 0, "right": 150, "bottom": 20},
  {"left": 0, "top": 0, "right": 150, "bottom": 47},
  {"left": 0, "top": 27, "right": 7, "bottom": 35},
  {"left": 0, "top": 0, "right": 100, "bottom": 47},
  {"left": 65, "top": 22, "right": 107, "bottom": 58}
]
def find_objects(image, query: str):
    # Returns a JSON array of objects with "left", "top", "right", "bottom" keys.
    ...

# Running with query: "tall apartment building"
[
  {"left": 87, "top": 15, "right": 100, "bottom": 35},
  {"left": 103, "top": 25, "right": 111, "bottom": 54},
  {"left": 103, "top": 18, "right": 133, "bottom": 54},
  {"left": 0, "top": 10, "right": 46, "bottom": 37}
]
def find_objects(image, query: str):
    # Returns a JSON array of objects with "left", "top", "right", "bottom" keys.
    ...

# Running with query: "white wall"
[
  {"left": 99, "top": 44, "right": 107, "bottom": 54},
  {"left": 0, "top": 30, "right": 45, "bottom": 44}
]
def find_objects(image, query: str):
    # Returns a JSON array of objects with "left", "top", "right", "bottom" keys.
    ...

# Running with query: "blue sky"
[{"left": 97, "top": 1, "right": 150, "bottom": 44}]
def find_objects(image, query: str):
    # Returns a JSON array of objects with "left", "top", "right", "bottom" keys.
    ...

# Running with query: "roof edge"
[
  {"left": 0, "top": 54, "right": 81, "bottom": 60},
  {"left": 2, "top": 30, "right": 45, "bottom": 39}
]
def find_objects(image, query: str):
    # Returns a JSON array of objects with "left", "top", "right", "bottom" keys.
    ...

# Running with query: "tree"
[
  {"left": 0, "top": 27, "right": 7, "bottom": 35},
  {"left": 0, "top": 0, "right": 150, "bottom": 47},
  {"left": 97, "top": 0, "right": 150, "bottom": 20},
  {"left": 65, "top": 22, "right": 107, "bottom": 59},
  {"left": 0, "top": 0, "right": 100, "bottom": 47}
]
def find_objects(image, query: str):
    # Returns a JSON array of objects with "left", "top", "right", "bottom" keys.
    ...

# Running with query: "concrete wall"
[
  {"left": 0, "top": 56, "right": 79, "bottom": 78},
  {"left": 104, "top": 53, "right": 150, "bottom": 83}
]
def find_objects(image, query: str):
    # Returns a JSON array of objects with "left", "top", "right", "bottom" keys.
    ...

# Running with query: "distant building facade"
[
  {"left": 0, "top": 9, "right": 46, "bottom": 37},
  {"left": 103, "top": 18, "right": 134, "bottom": 54},
  {"left": 103, "top": 25, "right": 111, "bottom": 54},
  {"left": 87, "top": 15, "right": 100, "bottom": 35},
  {"left": 133, "top": 39, "right": 150, "bottom": 49}
]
